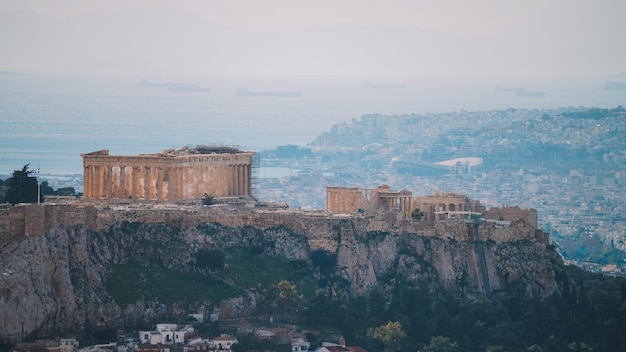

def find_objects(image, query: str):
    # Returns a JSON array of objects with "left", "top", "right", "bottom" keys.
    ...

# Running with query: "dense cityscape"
[{"left": 256, "top": 106, "right": 626, "bottom": 264}]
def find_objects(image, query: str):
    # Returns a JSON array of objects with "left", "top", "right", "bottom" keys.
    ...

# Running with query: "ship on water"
[
  {"left": 235, "top": 88, "right": 301, "bottom": 98},
  {"left": 494, "top": 85, "right": 524, "bottom": 93},
  {"left": 362, "top": 81, "right": 407, "bottom": 89},
  {"left": 515, "top": 90, "right": 545, "bottom": 98},
  {"left": 495, "top": 85, "right": 544, "bottom": 97},
  {"left": 137, "top": 80, "right": 210, "bottom": 92},
  {"left": 167, "top": 83, "right": 210, "bottom": 92}
]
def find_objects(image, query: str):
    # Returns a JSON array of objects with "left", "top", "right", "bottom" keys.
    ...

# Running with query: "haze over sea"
[{"left": 1, "top": 73, "right": 625, "bottom": 178}]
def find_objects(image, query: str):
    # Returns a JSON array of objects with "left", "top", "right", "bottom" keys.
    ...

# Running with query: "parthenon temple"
[{"left": 81, "top": 146, "right": 255, "bottom": 201}]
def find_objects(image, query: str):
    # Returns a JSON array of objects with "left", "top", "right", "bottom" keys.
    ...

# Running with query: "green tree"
[
  {"left": 196, "top": 249, "right": 225, "bottom": 271},
  {"left": 40, "top": 181, "right": 55, "bottom": 195},
  {"left": 310, "top": 249, "right": 337, "bottom": 276},
  {"left": 0, "top": 178, "right": 5, "bottom": 204},
  {"left": 5, "top": 164, "right": 41, "bottom": 205},
  {"left": 55, "top": 187, "right": 76, "bottom": 196},
  {"left": 411, "top": 208, "right": 425, "bottom": 221},
  {"left": 368, "top": 321, "right": 406, "bottom": 352},
  {"left": 202, "top": 193, "right": 216, "bottom": 205},
  {"left": 37, "top": 182, "right": 76, "bottom": 198},
  {"left": 275, "top": 280, "right": 302, "bottom": 320},
  {"left": 419, "top": 336, "right": 459, "bottom": 352}
]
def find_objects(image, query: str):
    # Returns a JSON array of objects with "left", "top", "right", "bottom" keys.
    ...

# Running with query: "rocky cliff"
[{"left": 0, "top": 203, "right": 564, "bottom": 342}]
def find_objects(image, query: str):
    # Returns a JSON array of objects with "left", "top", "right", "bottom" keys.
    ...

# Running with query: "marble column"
[
  {"left": 238, "top": 165, "right": 244, "bottom": 196},
  {"left": 241, "top": 165, "right": 246, "bottom": 196},
  {"left": 131, "top": 166, "right": 139, "bottom": 199},
  {"left": 118, "top": 166, "right": 125, "bottom": 198},
  {"left": 175, "top": 167, "right": 181, "bottom": 199},
  {"left": 191, "top": 165, "right": 199, "bottom": 198},
  {"left": 111, "top": 166, "right": 118, "bottom": 198},
  {"left": 166, "top": 167, "right": 173, "bottom": 200},
  {"left": 221, "top": 166, "right": 227, "bottom": 196},
  {"left": 156, "top": 167, "right": 163, "bottom": 200},
  {"left": 83, "top": 166, "right": 91, "bottom": 199},
  {"left": 247, "top": 164, "right": 251, "bottom": 195},
  {"left": 174, "top": 167, "right": 181, "bottom": 199},
  {"left": 232, "top": 166, "right": 238, "bottom": 196},
  {"left": 105, "top": 165, "right": 112, "bottom": 199},
  {"left": 180, "top": 167, "right": 185, "bottom": 199},
  {"left": 144, "top": 166, "right": 152, "bottom": 200},
  {"left": 94, "top": 166, "right": 101, "bottom": 199},
  {"left": 180, "top": 167, "right": 186, "bottom": 199}
]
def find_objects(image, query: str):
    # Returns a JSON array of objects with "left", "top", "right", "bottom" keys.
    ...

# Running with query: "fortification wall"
[{"left": 0, "top": 203, "right": 548, "bottom": 247}]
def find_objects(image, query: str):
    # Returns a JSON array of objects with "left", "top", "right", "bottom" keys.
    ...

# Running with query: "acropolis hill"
[
  {"left": 0, "top": 146, "right": 562, "bottom": 343},
  {"left": 0, "top": 191, "right": 546, "bottom": 246},
  {"left": 0, "top": 197, "right": 546, "bottom": 246}
]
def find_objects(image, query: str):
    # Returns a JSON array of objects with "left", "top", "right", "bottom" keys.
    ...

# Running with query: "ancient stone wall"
[
  {"left": 0, "top": 206, "right": 13, "bottom": 242},
  {"left": 484, "top": 205, "right": 538, "bottom": 228},
  {"left": 0, "top": 203, "right": 547, "bottom": 248}
]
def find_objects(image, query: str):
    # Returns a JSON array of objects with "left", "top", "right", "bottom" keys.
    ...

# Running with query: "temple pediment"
[{"left": 80, "top": 150, "right": 110, "bottom": 156}]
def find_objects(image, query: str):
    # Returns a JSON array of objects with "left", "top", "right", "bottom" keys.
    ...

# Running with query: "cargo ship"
[
  {"left": 362, "top": 81, "right": 407, "bottom": 89},
  {"left": 137, "top": 80, "right": 210, "bottom": 92},
  {"left": 235, "top": 88, "right": 301, "bottom": 98}
]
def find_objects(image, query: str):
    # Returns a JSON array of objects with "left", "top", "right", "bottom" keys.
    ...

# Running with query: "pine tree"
[{"left": 5, "top": 164, "right": 40, "bottom": 205}]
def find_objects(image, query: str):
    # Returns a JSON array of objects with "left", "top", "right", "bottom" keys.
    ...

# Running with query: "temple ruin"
[
  {"left": 326, "top": 184, "right": 413, "bottom": 218},
  {"left": 81, "top": 146, "right": 255, "bottom": 201},
  {"left": 412, "top": 191, "right": 479, "bottom": 221},
  {"left": 326, "top": 187, "right": 538, "bottom": 226}
]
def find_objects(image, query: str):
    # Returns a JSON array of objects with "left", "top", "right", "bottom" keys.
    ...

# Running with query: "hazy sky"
[
  {"left": 0, "top": 0, "right": 551, "bottom": 35},
  {"left": 1, "top": 0, "right": 625, "bottom": 77}
]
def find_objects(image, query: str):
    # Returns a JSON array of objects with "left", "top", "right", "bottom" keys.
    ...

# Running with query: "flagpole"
[
  {"left": 38, "top": 164, "right": 40, "bottom": 205},
  {"left": 28, "top": 168, "right": 41, "bottom": 205}
]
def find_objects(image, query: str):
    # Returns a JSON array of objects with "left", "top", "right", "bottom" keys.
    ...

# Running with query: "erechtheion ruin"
[
  {"left": 81, "top": 146, "right": 254, "bottom": 201},
  {"left": 326, "top": 184, "right": 413, "bottom": 218}
]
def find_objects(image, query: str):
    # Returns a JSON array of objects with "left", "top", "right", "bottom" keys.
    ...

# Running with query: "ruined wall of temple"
[
  {"left": 412, "top": 191, "right": 471, "bottom": 221},
  {"left": 326, "top": 187, "right": 363, "bottom": 213},
  {"left": 483, "top": 205, "right": 538, "bottom": 228}
]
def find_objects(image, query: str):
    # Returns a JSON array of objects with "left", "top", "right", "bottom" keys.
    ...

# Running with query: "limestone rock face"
[{"left": 0, "top": 206, "right": 564, "bottom": 342}]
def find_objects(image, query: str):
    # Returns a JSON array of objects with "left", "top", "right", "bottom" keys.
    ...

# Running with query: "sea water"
[{"left": 1, "top": 73, "right": 624, "bottom": 178}]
